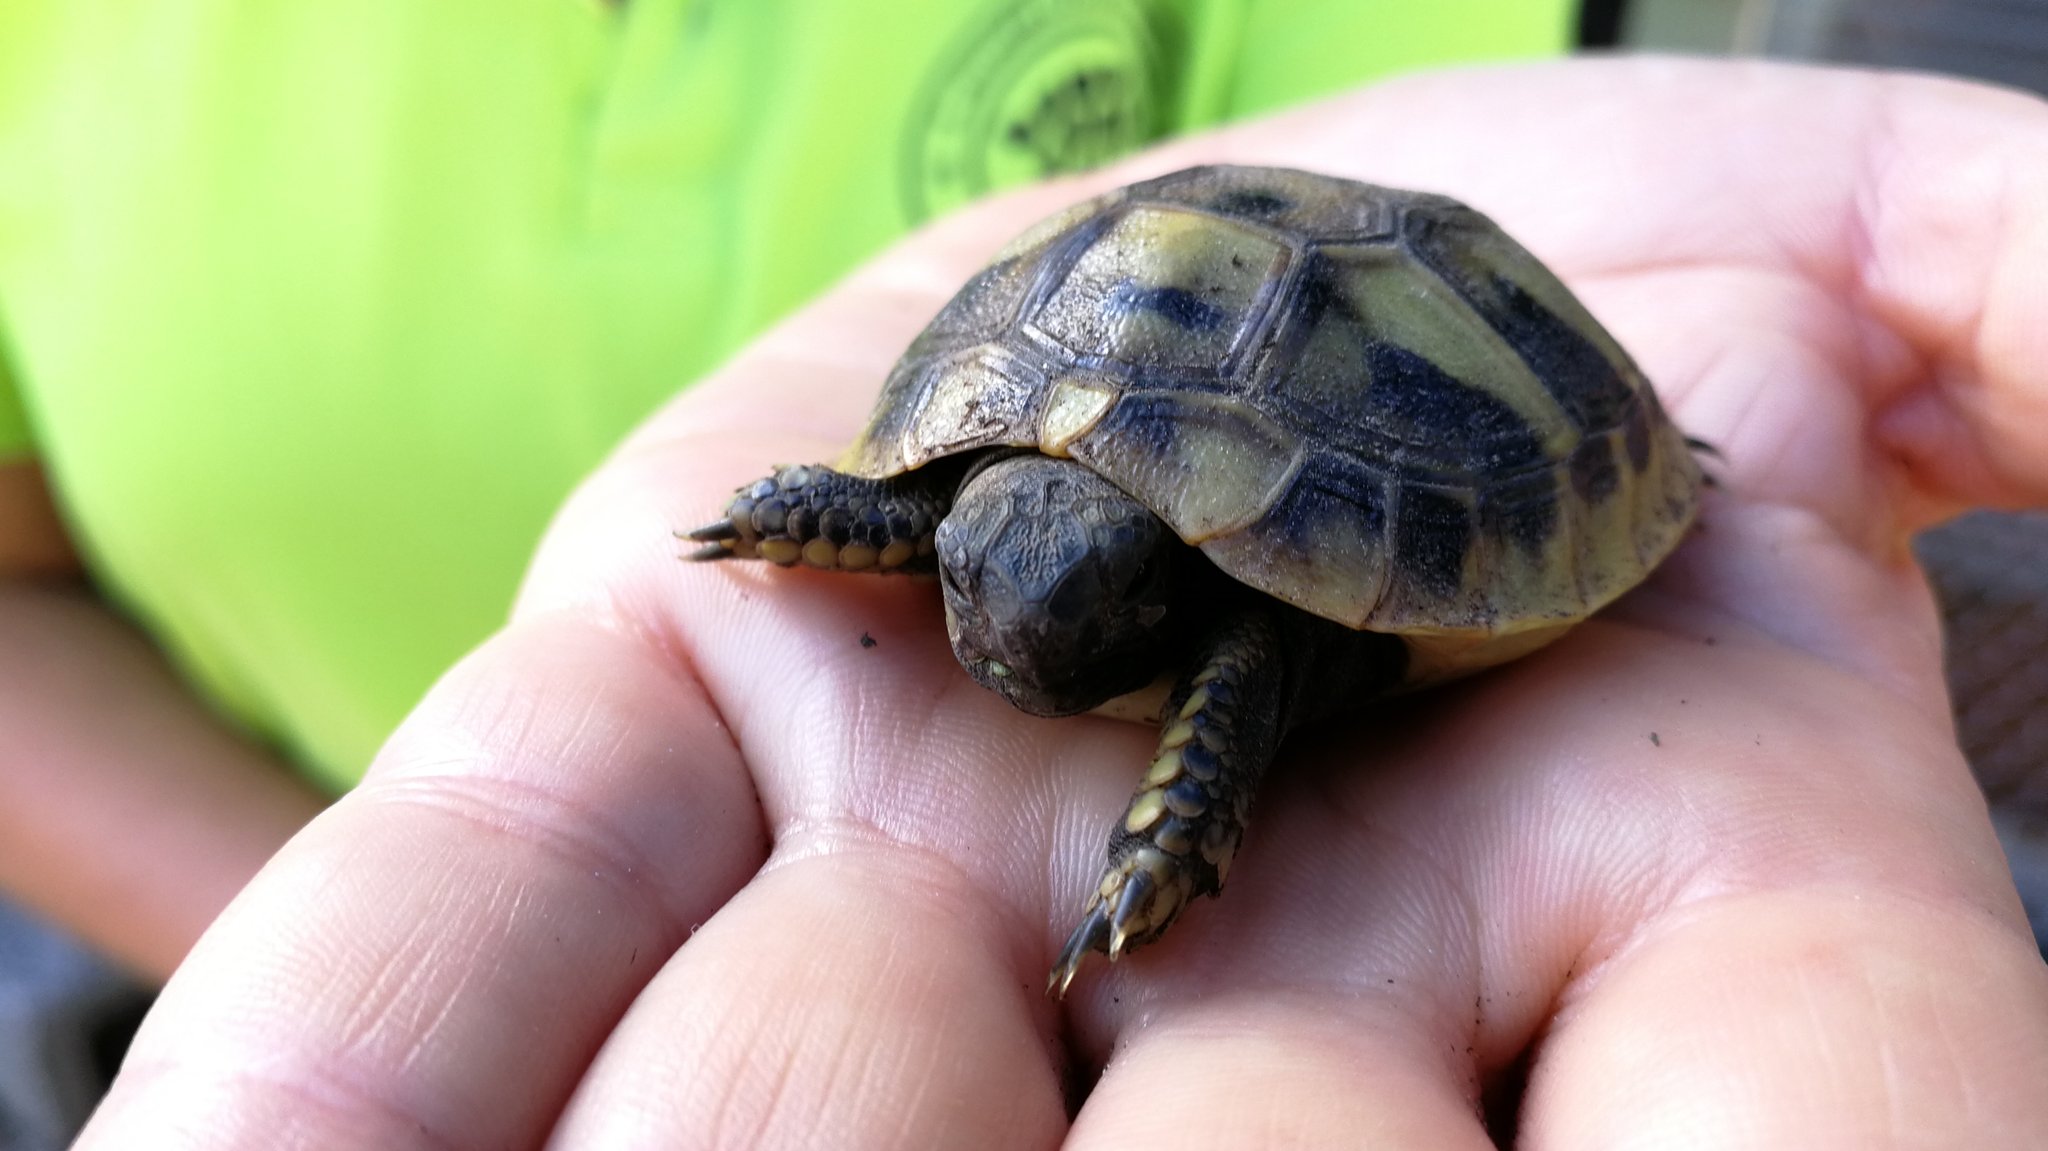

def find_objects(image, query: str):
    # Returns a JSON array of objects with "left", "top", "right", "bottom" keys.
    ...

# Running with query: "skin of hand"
[
  {"left": 0, "top": 462, "right": 329, "bottom": 981},
  {"left": 75, "top": 58, "right": 2048, "bottom": 1148}
]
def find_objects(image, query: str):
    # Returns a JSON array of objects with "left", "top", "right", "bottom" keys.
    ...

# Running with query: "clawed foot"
[
  {"left": 682, "top": 465, "right": 945, "bottom": 572},
  {"left": 1047, "top": 845, "right": 1206, "bottom": 998},
  {"left": 1046, "top": 617, "right": 1280, "bottom": 998}
]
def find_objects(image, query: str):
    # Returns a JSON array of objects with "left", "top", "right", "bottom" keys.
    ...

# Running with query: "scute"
[
  {"left": 1403, "top": 204, "right": 1641, "bottom": 437},
  {"left": 1067, "top": 390, "right": 1300, "bottom": 544},
  {"left": 1194, "top": 464, "right": 1389, "bottom": 627},
  {"left": 1122, "top": 165, "right": 1405, "bottom": 242},
  {"left": 1273, "top": 245, "right": 1574, "bottom": 474},
  {"left": 1028, "top": 206, "right": 1288, "bottom": 376},
  {"left": 841, "top": 165, "right": 1701, "bottom": 676}
]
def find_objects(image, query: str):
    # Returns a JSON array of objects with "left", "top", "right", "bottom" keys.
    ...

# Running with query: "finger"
[
  {"left": 1494, "top": 624, "right": 2048, "bottom": 1142},
  {"left": 1050, "top": 780, "right": 1521, "bottom": 1151},
  {"left": 77, "top": 616, "right": 766, "bottom": 1149},
  {"left": 1525, "top": 892, "right": 2048, "bottom": 1146},
  {"left": 1068, "top": 997, "right": 1497, "bottom": 1151},
  {"left": 548, "top": 847, "right": 1065, "bottom": 1149},
  {"left": 1415, "top": 621, "right": 2043, "bottom": 1139}
]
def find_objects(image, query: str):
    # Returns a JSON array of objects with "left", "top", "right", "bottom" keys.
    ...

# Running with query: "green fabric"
[
  {"left": 0, "top": 0, "right": 1569, "bottom": 791},
  {"left": 0, "top": 345, "right": 29, "bottom": 463}
]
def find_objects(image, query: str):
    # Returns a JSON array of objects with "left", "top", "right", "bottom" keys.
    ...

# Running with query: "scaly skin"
[
  {"left": 1049, "top": 608, "right": 1289, "bottom": 997},
  {"left": 684, "top": 465, "right": 950, "bottom": 573}
]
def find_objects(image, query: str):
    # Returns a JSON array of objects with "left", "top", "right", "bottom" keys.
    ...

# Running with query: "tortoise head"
[{"left": 936, "top": 454, "right": 1180, "bottom": 717}]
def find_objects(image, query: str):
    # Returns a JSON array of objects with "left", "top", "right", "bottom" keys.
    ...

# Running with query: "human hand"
[{"left": 79, "top": 58, "right": 2048, "bottom": 1147}]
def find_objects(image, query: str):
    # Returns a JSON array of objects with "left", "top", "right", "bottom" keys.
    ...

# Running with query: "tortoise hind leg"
[
  {"left": 684, "top": 465, "right": 949, "bottom": 573},
  {"left": 1049, "top": 608, "right": 1289, "bottom": 997}
]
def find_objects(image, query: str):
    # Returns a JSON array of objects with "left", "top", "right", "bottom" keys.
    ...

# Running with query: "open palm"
[{"left": 82, "top": 59, "right": 2048, "bottom": 1149}]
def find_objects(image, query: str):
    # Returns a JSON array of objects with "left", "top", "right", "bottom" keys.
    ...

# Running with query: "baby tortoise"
[{"left": 688, "top": 165, "right": 1702, "bottom": 996}]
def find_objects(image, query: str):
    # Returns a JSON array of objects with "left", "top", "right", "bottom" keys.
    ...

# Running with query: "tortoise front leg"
[
  {"left": 1049, "top": 607, "right": 1290, "bottom": 997},
  {"left": 684, "top": 464, "right": 950, "bottom": 573}
]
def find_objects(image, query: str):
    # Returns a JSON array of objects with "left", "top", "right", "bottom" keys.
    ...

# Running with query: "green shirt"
[{"left": 0, "top": 0, "right": 1568, "bottom": 790}]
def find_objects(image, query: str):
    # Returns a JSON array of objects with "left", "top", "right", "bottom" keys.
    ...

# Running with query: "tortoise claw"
[
  {"left": 677, "top": 519, "right": 744, "bottom": 561},
  {"left": 1048, "top": 901, "right": 1113, "bottom": 999},
  {"left": 678, "top": 516, "right": 743, "bottom": 561},
  {"left": 683, "top": 517, "right": 740, "bottom": 544},
  {"left": 1108, "top": 867, "right": 1159, "bottom": 959},
  {"left": 1045, "top": 846, "right": 1199, "bottom": 999}
]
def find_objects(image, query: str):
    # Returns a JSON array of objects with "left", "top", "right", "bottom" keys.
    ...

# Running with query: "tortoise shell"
[{"left": 842, "top": 165, "right": 1700, "bottom": 682}]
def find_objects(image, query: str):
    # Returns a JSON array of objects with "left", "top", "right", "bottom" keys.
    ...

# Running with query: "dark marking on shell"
[
  {"left": 1026, "top": 206, "right": 1275, "bottom": 378},
  {"left": 1267, "top": 251, "right": 1549, "bottom": 478},
  {"left": 1623, "top": 404, "right": 1653, "bottom": 472},
  {"left": 1084, "top": 392, "right": 1180, "bottom": 460},
  {"left": 1257, "top": 251, "right": 1363, "bottom": 417},
  {"left": 1485, "top": 274, "right": 1636, "bottom": 433},
  {"left": 1124, "top": 165, "right": 1401, "bottom": 240},
  {"left": 1287, "top": 247, "right": 1350, "bottom": 335},
  {"left": 1258, "top": 469, "right": 1383, "bottom": 550},
  {"left": 1363, "top": 343, "right": 1546, "bottom": 473},
  {"left": 1196, "top": 465, "right": 1390, "bottom": 627},
  {"left": 1394, "top": 487, "right": 1472, "bottom": 600},
  {"left": 1211, "top": 189, "right": 1294, "bottom": 218},
  {"left": 1406, "top": 217, "right": 1636, "bottom": 435},
  {"left": 1480, "top": 470, "right": 1559, "bottom": 554},
  {"left": 1569, "top": 434, "right": 1621, "bottom": 505},
  {"left": 1110, "top": 282, "right": 1229, "bottom": 332}
]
